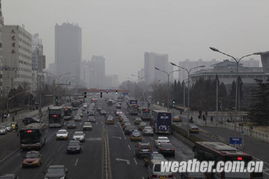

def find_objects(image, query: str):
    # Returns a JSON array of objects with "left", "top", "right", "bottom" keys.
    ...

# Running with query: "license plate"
[{"left": 160, "top": 177, "right": 167, "bottom": 179}]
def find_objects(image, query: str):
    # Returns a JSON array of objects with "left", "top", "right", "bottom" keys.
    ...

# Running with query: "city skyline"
[{"left": 3, "top": 0, "right": 269, "bottom": 81}]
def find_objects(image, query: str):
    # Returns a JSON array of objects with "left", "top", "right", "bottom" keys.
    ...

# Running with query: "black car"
[
  {"left": 157, "top": 143, "right": 175, "bottom": 157},
  {"left": 87, "top": 111, "right": 95, "bottom": 116},
  {"left": 66, "top": 140, "right": 81, "bottom": 153},
  {"left": 44, "top": 165, "right": 68, "bottom": 178},
  {"left": 0, "top": 174, "right": 18, "bottom": 179},
  {"left": 135, "top": 142, "right": 152, "bottom": 158},
  {"left": 66, "top": 121, "right": 76, "bottom": 129},
  {"left": 124, "top": 125, "right": 136, "bottom": 135}
]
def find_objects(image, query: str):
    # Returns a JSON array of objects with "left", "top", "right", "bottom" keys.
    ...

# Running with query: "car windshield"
[
  {"left": 25, "top": 152, "right": 39, "bottom": 158},
  {"left": 58, "top": 130, "right": 67, "bottom": 134},
  {"left": 74, "top": 132, "right": 83, "bottom": 135},
  {"left": 153, "top": 164, "right": 161, "bottom": 172}
]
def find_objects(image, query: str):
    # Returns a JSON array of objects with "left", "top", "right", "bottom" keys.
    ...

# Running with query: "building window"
[
  {"left": 12, "top": 43, "right": 15, "bottom": 47},
  {"left": 11, "top": 50, "right": 15, "bottom": 54},
  {"left": 11, "top": 35, "right": 15, "bottom": 40}
]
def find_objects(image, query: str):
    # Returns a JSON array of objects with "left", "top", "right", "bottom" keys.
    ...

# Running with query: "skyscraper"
[
  {"left": 144, "top": 52, "right": 170, "bottom": 84},
  {"left": 91, "top": 56, "right": 105, "bottom": 88},
  {"left": 55, "top": 23, "right": 81, "bottom": 86}
]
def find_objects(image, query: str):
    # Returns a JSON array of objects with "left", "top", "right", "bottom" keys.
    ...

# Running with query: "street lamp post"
[
  {"left": 209, "top": 47, "right": 259, "bottom": 111},
  {"left": 170, "top": 63, "right": 205, "bottom": 110},
  {"left": 154, "top": 67, "right": 180, "bottom": 111}
]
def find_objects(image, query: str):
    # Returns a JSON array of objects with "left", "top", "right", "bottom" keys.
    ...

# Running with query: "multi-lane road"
[{"left": 0, "top": 98, "right": 194, "bottom": 179}]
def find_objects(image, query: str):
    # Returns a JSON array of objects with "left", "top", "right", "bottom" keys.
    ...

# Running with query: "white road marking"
[
  {"left": 86, "top": 137, "right": 102, "bottom": 141},
  {"left": 112, "top": 136, "right": 122, "bottom": 140},
  {"left": 133, "top": 158, "right": 138, "bottom": 165},
  {"left": 74, "top": 158, "right": 79, "bottom": 166},
  {"left": 115, "top": 158, "right": 130, "bottom": 165},
  {"left": 128, "top": 144, "right": 131, "bottom": 151}
]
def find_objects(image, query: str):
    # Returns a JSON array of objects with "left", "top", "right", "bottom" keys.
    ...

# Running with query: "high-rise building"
[
  {"left": 2, "top": 25, "right": 33, "bottom": 93},
  {"left": 55, "top": 23, "right": 81, "bottom": 86},
  {"left": 91, "top": 56, "right": 105, "bottom": 88},
  {"left": 32, "top": 33, "right": 46, "bottom": 91},
  {"left": 144, "top": 52, "right": 170, "bottom": 84},
  {"left": 0, "top": 0, "right": 4, "bottom": 94}
]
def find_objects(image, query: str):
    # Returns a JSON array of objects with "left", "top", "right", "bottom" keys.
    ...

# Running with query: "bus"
[
  {"left": 140, "top": 107, "right": 152, "bottom": 120},
  {"left": 48, "top": 106, "right": 64, "bottom": 128},
  {"left": 63, "top": 106, "right": 73, "bottom": 120},
  {"left": 127, "top": 99, "right": 139, "bottom": 115},
  {"left": 19, "top": 123, "right": 47, "bottom": 150},
  {"left": 151, "top": 110, "right": 172, "bottom": 134},
  {"left": 193, "top": 141, "right": 263, "bottom": 179}
]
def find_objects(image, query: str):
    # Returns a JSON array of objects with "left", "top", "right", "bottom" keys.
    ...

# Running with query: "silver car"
[{"left": 0, "top": 126, "right": 7, "bottom": 135}]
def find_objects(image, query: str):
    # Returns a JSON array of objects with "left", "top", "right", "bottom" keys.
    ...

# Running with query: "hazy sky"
[{"left": 3, "top": 0, "right": 269, "bottom": 81}]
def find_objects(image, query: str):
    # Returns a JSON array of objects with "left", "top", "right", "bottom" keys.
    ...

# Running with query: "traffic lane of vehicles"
[
  {"left": 107, "top": 122, "right": 148, "bottom": 179},
  {"left": 17, "top": 118, "right": 102, "bottom": 179}
]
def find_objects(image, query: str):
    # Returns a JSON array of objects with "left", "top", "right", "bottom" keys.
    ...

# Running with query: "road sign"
[{"left": 229, "top": 137, "right": 242, "bottom": 145}]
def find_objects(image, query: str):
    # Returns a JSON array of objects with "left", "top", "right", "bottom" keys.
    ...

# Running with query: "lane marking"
[
  {"left": 115, "top": 158, "right": 130, "bottom": 165},
  {"left": 74, "top": 158, "right": 79, "bottom": 166},
  {"left": 86, "top": 137, "right": 102, "bottom": 141},
  {"left": 128, "top": 144, "right": 131, "bottom": 151},
  {"left": 112, "top": 136, "right": 122, "bottom": 140},
  {"left": 133, "top": 158, "right": 138, "bottom": 165}
]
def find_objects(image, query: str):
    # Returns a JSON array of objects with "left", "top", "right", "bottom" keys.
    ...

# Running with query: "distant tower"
[{"left": 0, "top": 0, "right": 3, "bottom": 25}]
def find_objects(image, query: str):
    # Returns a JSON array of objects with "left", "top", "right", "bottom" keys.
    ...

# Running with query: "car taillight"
[{"left": 168, "top": 174, "right": 173, "bottom": 178}]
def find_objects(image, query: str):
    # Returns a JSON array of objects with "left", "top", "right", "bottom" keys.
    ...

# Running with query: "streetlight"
[
  {"left": 154, "top": 67, "right": 180, "bottom": 110},
  {"left": 170, "top": 62, "right": 205, "bottom": 110},
  {"left": 209, "top": 47, "right": 259, "bottom": 110}
]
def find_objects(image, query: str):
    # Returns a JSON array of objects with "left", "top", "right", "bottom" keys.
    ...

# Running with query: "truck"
[
  {"left": 151, "top": 110, "right": 172, "bottom": 134},
  {"left": 127, "top": 98, "right": 139, "bottom": 115}
]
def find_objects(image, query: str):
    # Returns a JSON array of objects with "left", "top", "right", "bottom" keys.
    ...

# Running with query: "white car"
[
  {"left": 155, "top": 136, "right": 170, "bottom": 146},
  {"left": 74, "top": 115, "right": 82, "bottom": 121},
  {"left": 73, "top": 131, "right": 85, "bottom": 142},
  {"left": 56, "top": 129, "right": 69, "bottom": 140},
  {"left": 0, "top": 126, "right": 7, "bottom": 135},
  {"left": 143, "top": 126, "right": 154, "bottom": 136}
]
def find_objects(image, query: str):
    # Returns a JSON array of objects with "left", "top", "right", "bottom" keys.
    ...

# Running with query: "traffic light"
[
  {"left": 55, "top": 96, "right": 59, "bottom": 105},
  {"left": 84, "top": 92, "right": 87, "bottom": 98},
  {"left": 100, "top": 92, "right": 103, "bottom": 98}
]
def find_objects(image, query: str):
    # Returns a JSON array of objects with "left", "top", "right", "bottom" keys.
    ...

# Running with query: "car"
[
  {"left": 100, "top": 110, "right": 107, "bottom": 116},
  {"left": 83, "top": 122, "right": 93, "bottom": 130},
  {"left": 122, "top": 121, "right": 131, "bottom": 129},
  {"left": 56, "top": 129, "right": 69, "bottom": 140},
  {"left": 105, "top": 115, "right": 115, "bottom": 125},
  {"left": 116, "top": 103, "right": 121, "bottom": 109},
  {"left": 135, "top": 142, "right": 152, "bottom": 158},
  {"left": 138, "top": 122, "right": 147, "bottom": 131},
  {"left": 155, "top": 136, "right": 170, "bottom": 147},
  {"left": 66, "top": 121, "right": 76, "bottom": 129},
  {"left": 97, "top": 107, "right": 102, "bottom": 112},
  {"left": 134, "top": 117, "right": 142, "bottom": 125},
  {"left": 44, "top": 165, "right": 68, "bottom": 179},
  {"left": 172, "top": 115, "right": 182, "bottom": 122},
  {"left": 115, "top": 110, "right": 123, "bottom": 116},
  {"left": 0, "top": 126, "right": 7, "bottom": 135},
  {"left": 144, "top": 152, "right": 166, "bottom": 167},
  {"left": 0, "top": 174, "right": 19, "bottom": 179},
  {"left": 5, "top": 123, "right": 12, "bottom": 132},
  {"left": 22, "top": 151, "right": 42, "bottom": 167},
  {"left": 74, "top": 115, "right": 82, "bottom": 121},
  {"left": 73, "top": 131, "right": 85, "bottom": 142},
  {"left": 157, "top": 142, "right": 175, "bottom": 157},
  {"left": 66, "top": 140, "right": 81, "bottom": 153},
  {"left": 86, "top": 116, "right": 96, "bottom": 123},
  {"left": 189, "top": 124, "right": 199, "bottom": 134},
  {"left": 124, "top": 125, "right": 136, "bottom": 135},
  {"left": 87, "top": 110, "right": 95, "bottom": 116},
  {"left": 143, "top": 126, "right": 154, "bottom": 136},
  {"left": 130, "top": 130, "right": 143, "bottom": 141},
  {"left": 147, "top": 159, "right": 174, "bottom": 179}
]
